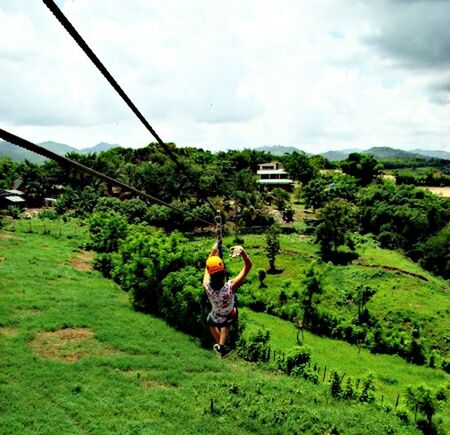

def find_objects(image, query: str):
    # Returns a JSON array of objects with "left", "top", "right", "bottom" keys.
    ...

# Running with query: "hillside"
[
  {"left": 254, "top": 145, "right": 305, "bottom": 155},
  {"left": 0, "top": 224, "right": 420, "bottom": 434},
  {"left": 412, "top": 149, "right": 450, "bottom": 160},
  {"left": 0, "top": 140, "right": 120, "bottom": 162}
]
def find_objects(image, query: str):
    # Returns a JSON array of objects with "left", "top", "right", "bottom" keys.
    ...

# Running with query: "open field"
[
  {"left": 0, "top": 225, "right": 419, "bottom": 434},
  {"left": 422, "top": 186, "right": 450, "bottom": 198}
]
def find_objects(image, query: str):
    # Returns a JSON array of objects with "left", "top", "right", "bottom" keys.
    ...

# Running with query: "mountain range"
[
  {"left": 1, "top": 140, "right": 449, "bottom": 163},
  {"left": 255, "top": 145, "right": 450, "bottom": 161},
  {"left": 0, "top": 141, "right": 120, "bottom": 164}
]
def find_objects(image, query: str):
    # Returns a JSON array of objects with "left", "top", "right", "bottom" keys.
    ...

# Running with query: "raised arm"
[
  {"left": 230, "top": 247, "right": 252, "bottom": 293},
  {"left": 203, "top": 242, "right": 219, "bottom": 288}
]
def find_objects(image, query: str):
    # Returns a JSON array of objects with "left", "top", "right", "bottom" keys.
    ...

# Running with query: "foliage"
[
  {"left": 0, "top": 157, "right": 19, "bottom": 189},
  {"left": 282, "top": 151, "right": 317, "bottom": 184},
  {"left": 271, "top": 187, "right": 290, "bottom": 211},
  {"left": 281, "top": 345, "right": 312, "bottom": 375},
  {"left": 417, "top": 223, "right": 450, "bottom": 279},
  {"left": 1, "top": 229, "right": 420, "bottom": 434},
  {"left": 237, "top": 328, "right": 271, "bottom": 362},
  {"left": 111, "top": 228, "right": 193, "bottom": 313},
  {"left": 88, "top": 211, "right": 128, "bottom": 253},
  {"left": 37, "top": 209, "right": 59, "bottom": 220},
  {"left": 316, "top": 198, "right": 358, "bottom": 258},
  {"left": 300, "top": 261, "right": 323, "bottom": 329},
  {"left": 341, "top": 153, "right": 383, "bottom": 186},
  {"left": 265, "top": 225, "right": 281, "bottom": 273},
  {"left": 358, "top": 182, "right": 450, "bottom": 255},
  {"left": 161, "top": 266, "right": 211, "bottom": 345},
  {"left": 406, "top": 384, "right": 446, "bottom": 430},
  {"left": 301, "top": 173, "right": 359, "bottom": 211}
]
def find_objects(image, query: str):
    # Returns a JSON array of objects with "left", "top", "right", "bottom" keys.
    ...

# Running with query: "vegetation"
[
  {"left": 2, "top": 141, "right": 450, "bottom": 433},
  {"left": 0, "top": 224, "right": 422, "bottom": 434}
]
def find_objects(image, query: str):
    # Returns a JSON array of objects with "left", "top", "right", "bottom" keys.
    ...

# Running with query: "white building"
[{"left": 256, "top": 162, "right": 293, "bottom": 189}]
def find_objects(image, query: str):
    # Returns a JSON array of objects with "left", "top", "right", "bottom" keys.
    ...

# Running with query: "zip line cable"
[
  {"left": 42, "top": 0, "right": 218, "bottom": 215},
  {"left": 42, "top": 0, "right": 181, "bottom": 170},
  {"left": 0, "top": 128, "right": 215, "bottom": 227}
]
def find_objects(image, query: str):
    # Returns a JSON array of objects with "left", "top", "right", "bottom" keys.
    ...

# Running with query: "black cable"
[
  {"left": 42, "top": 0, "right": 182, "bottom": 170},
  {"left": 42, "top": 0, "right": 219, "bottom": 215},
  {"left": 0, "top": 128, "right": 214, "bottom": 226}
]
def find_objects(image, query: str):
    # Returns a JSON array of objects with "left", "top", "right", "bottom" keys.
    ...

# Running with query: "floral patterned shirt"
[{"left": 204, "top": 280, "right": 234, "bottom": 323}]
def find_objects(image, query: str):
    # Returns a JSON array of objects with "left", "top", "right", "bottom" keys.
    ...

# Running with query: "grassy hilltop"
[{"left": 0, "top": 223, "right": 425, "bottom": 434}]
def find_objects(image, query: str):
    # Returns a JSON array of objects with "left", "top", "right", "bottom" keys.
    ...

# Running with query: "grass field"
[
  {"left": 200, "top": 233, "right": 450, "bottom": 355},
  {"left": 243, "top": 309, "right": 450, "bottom": 429},
  {"left": 0, "top": 223, "right": 420, "bottom": 434}
]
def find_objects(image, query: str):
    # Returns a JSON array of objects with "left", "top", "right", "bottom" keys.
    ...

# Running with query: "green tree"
[
  {"left": 301, "top": 261, "right": 323, "bottom": 328},
  {"left": 418, "top": 223, "right": 450, "bottom": 279},
  {"left": 88, "top": 211, "right": 128, "bottom": 253},
  {"left": 0, "top": 157, "right": 19, "bottom": 189},
  {"left": 272, "top": 187, "right": 290, "bottom": 211},
  {"left": 265, "top": 225, "right": 281, "bottom": 273},
  {"left": 406, "top": 385, "right": 441, "bottom": 427},
  {"left": 341, "top": 153, "right": 382, "bottom": 186},
  {"left": 283, "top": 152, "right": 317, "bottom": 184},
  {"left": 316, "top": 199, "right": 358, "bottom": 257}
]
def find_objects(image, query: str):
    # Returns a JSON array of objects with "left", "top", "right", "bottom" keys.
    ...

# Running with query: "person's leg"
[
  {"left": 219, "top": 326, "right": 229, "bottom": 346},
  {"left": 210, "top": 326, "right": 220, "bottom": 343}
]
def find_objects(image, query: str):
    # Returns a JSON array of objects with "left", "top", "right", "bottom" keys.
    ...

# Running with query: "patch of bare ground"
[
  {"left": 0, "top": 256, "right": 5, "bottom": 262},
  {"left": 14, "top": 308, "right": 43, "bottom": 319},
  {"left": 0, "top": 233, "right": 13, "bottom": 239},
  {"left": 0, "top": 327, "right": 19, "bottom": 337},
  {"left": 70, "top": 250, "right": 94, "bottom": 272},
  {"left": 118, "top": 369, "right": 169, "bottom": 388},
  {"left": 30, "top": 328, "right": 118, "bottom": 362}
]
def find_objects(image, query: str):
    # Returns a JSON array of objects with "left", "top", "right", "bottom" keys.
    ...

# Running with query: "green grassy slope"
[
  {"left": 212, "top": 234, "right": 449, "bottom": 354},
  {"left": 243, "top": 309, "right": 449, "bottom": 428},
  {"left": 0, "top": 228, "right": 418, "bottom": 434}
]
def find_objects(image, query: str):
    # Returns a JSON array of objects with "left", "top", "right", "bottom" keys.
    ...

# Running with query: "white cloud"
[{"left": 0, "top": 0, "right": 449, "bottom": 152}]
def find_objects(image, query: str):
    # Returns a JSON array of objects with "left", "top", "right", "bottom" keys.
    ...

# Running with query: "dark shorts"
[{"left": 207, "top": 306, "right": 238, "bottom": 329}]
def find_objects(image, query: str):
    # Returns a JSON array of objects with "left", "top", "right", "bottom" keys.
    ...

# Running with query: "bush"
[
  {"left": 237, "top": 328, "right": 271, "bottom": 363},
  {"left": 38, "top": 209, "right": 59, "bottom": 220},
  {"left": 88, "top": 211, "right": 128, "bottom": 254},
  {"left": 281, "top": 345, "right": 312, "bottom": 375},
  {"left": 161, "top": 266, "right": 212, "bottom": 345},
  {"left": 111, "top": 228, "right": 201, "bottom": 314},
  {"left": 93, "top": 253, "right": 114, "bottom": 278}
]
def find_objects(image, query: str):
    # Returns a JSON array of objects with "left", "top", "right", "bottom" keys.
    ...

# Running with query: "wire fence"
[{"left": 3, "top": 217, "right": 88, "bottom": 243}]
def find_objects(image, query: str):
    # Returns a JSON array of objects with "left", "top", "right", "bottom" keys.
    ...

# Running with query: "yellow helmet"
[{"left": 206, "top": 256, "right": 224, "bottom": 275}]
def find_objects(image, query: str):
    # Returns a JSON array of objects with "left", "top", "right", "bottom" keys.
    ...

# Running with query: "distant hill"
[
  {"left": 254, "top": 145, "right": 305, "bottom": 155},
  {"left": 319, "top": 149, "right": 360, "bottom": 161},
  {"left": 365, "top": 147, "right": 428, "bottom": 160},
  {"left": 319, "top": 147, "right": 449, "bottom": 161},
  {"left": 0, "top": 140, "right": 121, "bottom": 162},
  {"left": 81, "top": 142, "right": 120, "bottom": 154},
  {"left": 0, "top": 140, "right": 47, "bottom": 164},
  {"left": 39, "top": 141, "right": 76, "bottom": 155},
  {"left": 411, "top": 148, "right": 450, "bottom": 160}
]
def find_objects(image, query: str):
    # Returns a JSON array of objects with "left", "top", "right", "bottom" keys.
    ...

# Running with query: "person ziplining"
[{"left": 203, "top": 238, "right": 252, "bottom": 358}]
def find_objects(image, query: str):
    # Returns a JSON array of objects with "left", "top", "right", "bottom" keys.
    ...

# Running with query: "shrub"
[
  {"left": 237, "top": 328, "right": 271, "bottom": 363},
  {"left": 88, "top": 211, "right": 128, "bottom": 253},
  {"left": 161, "top": 266, "right": 211, "bottom": 345},
  {"left": 38, "top": 209, "right": 59, "bottom": 220},
  {"left": 279, "top": 345, "right": 312, "bottom": 375}
]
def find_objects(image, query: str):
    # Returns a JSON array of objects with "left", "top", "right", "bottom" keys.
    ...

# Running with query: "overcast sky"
[{"left": 1, "top": 0, "right": 449, "bottom": 152}]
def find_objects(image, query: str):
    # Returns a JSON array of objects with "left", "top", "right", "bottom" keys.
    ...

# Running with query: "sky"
[{"left": 1, "top": 0, "right": 449, "bottom": 153}]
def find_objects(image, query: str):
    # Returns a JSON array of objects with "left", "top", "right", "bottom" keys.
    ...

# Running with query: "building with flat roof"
[
  {"left": 256, "top": 162, "right": 293, "bottom": 189},
  {"left": 0, "top": 189, "right": 26, "bottom": 209}
]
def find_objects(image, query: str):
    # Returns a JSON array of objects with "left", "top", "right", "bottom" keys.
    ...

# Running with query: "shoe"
[{"left": 213, "top": 344, "right": 232, "bottom": 359}]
